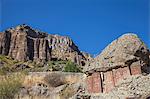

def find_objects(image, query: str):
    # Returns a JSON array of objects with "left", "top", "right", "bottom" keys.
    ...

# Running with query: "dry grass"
[
  {"left": 44, "top": 73, "right": 67, "bottom": 87},
  {"left": 59, "top": 85, "right": 76, "bottom": 99},
  {"left": 0, "top": 72, "right": 25, "bottom": 99}
]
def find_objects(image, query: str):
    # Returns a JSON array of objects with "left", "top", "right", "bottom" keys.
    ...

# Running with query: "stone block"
[
  {"left": 130, "top": 62, "right": 141, "bottom": 75},
  {"left": 113, "top": 66, "right": 130, "bottom": 86},
  {"left": 92, "top": 72, "right": 102, "bottom": 93},
  {"left": 86, "top": 72, "right": 102, "bottom": 93},
  {"left": 86, "top": 76, "right": 93, "bottom": 93},
  {"left": 103, "top": 71, "right": 114, "bottom": 93}
]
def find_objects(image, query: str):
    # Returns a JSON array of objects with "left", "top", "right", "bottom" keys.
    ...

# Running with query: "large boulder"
[{"left": 84, "top": 33, "right": 150, "bottom": 73}]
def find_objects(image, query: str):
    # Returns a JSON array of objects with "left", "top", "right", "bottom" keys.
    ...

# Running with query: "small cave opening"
[{"left": 81, "top": 61, "right": 85, "bottom": 66}]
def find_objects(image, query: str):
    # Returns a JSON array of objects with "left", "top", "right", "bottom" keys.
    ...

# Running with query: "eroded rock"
[
  {"left": 84, "top": 33, "right": 150, "bottom": 72},
  {"left": 84, "top": 33, "right": 150, "bottom": 94},
  {"left": 0, "top": 24, "right": 89, "bottom": 66}
]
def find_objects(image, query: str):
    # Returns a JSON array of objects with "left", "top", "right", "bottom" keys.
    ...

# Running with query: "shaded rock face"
[
  {"left": 85, "top": 33, "right": 150, "bottom": 94},
  {"left": 0, "top": 24, "right": 88, "bottom": 65}
]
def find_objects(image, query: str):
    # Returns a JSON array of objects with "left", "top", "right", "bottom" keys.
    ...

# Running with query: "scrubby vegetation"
[
  {"left": 44, "top": 73, "right": 67, "bottom": 87},
  {"left": 0, "top": 73, "right": 25, "bottom": 99},
  {"left": 63, "top": 61, "right": 82, "bottom": 72},
  {"left": 0, "top": 55, "right": 83, "bottom": 74},
  {"left": 60, "top": 84, "right": 76, "bottom": 99}
]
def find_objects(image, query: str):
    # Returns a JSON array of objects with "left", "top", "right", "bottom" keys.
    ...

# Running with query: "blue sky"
[{"left": 1, "top": 0, "right": 150, "bottom": 55}]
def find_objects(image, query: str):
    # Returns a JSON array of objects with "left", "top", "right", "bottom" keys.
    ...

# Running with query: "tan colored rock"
[
  {"left": 0, "top": 24, "right": 88, "bottom": 65},
  {"left": 84, "top": 33, "right": 150, "bottom": 94},
  {"left": 84, "top": 33, "right": 150, "bottom": 72},
  {"left": 48, "top": 34, "right": 87, "bottom": 66},
  {"left": 0, "top": 24, "right": 51, "bottom": 62}
]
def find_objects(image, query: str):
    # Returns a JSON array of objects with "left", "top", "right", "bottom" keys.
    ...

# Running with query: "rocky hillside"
[
  {"left": 0, "top": 24, "right": 90, "bottom": 66},
  {"left": 0, "top": 25, "right": 150, "bottom": 99}
]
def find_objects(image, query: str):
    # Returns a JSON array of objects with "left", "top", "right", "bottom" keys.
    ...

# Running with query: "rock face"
[
  {"left": 48, "top": 34, "right": 87, "bottom": 66},
  {"left": 84, "top": 33, "right": 150, "bottom": 72},
  {"left": 89, "top": 74, "right": 150, "bottom": 99},
  {"left": 84, "top": 33, "right": 150, "bottom": 94},
  {"left": 0, "top": 24, "right": 88, "bottom": 65},
  {"left": 0, "top": 25, "right": 50, "bottom": 63}
]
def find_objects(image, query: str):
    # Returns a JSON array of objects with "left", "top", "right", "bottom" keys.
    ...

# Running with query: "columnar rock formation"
[
  {"left": 0, "top": 25, "right": 51, "bottom": 63},
  {"left": 84, "top": 33, "right": 150, "bottom": 93},
  {"left": 0, "top": 24, "right": 88, "bottom": 65}
]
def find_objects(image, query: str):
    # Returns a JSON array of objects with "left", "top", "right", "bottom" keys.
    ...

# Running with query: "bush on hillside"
[{"left": 63, "top": 61, "right": 82, "bottom": 72}]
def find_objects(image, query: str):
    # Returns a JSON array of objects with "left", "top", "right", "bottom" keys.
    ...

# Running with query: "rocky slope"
[{"left": 0, "top": 24, "right": 89, "bottom": 66}]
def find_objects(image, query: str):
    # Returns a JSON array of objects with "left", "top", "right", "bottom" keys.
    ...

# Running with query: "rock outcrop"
[
  {"left": 0, "top": 25, "right": 50, "bottom": 63},
  {"left": 84, "top": 33, "right": 150, "bottom": 72},
  {"left": 84, "top": 33, "right": 150, "bottom": 94},
  {"left": 89, "top": 74, "right": 150, "bottom": 99},
  {"left": 0, "top": 24, "right": 88, "bottom": 66},
  {"left": 48, "top": 34, "right": 87, "bottom": 66}
]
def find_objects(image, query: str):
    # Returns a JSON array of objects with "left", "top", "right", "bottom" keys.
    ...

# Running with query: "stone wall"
[{"left": 86, "top": 65, "right": 142, "bottom": 93}]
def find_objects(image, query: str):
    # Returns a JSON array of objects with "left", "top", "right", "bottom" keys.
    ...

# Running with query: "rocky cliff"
[
  {"left": 0, "top": 24, "right": 88, "bottom": 66},
  {"left": 84, "top": 33, "right": 150, "bottom": 95},
  {"left": 0, "top": 25, "right": 150, "bottom": 99},
  {"left": 84, "top": 33, "right": 150, "bottom": 73}
]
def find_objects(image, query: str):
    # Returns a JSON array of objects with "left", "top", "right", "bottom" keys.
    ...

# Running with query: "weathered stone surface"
[
  {"left": 103, "top": 71, "right": 114, "bottom": 93},
  {"left": 84, "top": 33, "right": 150, "bottom": 72},
  {"left": 0, "top": 24, "right": 88, "bottom": 65},
  {"left": 48, "top": 34, "right": 87, "bottom": 66},
  {"left": 130, "top": 61, "right": 142, "bottom": 75},
  {"left": 0, "top": 24, "right": 50, "bottom": 63},
  {"left": 86, "top": 72, "right": 102, "bottom": 93},
  {"left": 84, "top": 33, "right": 150, "bottom": 94},
  {"left": 82, "top": 74, "right": 150, "bottom": 99},
  {"left": 86, "top": 76, "right": 93, "bottom": 93},
  {"left": 113, "top": 66, "right": 130, "bottom": 86},
  {"left": 109, "top": 74, "right": 150, "bottom": 99},
  {"left": 92, "top": 72, "right": 102, "bottom": 93}
]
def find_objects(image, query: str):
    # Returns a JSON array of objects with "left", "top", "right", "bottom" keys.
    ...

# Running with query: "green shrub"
[
  {"left": 0, "top": 73, "right": 23, "bottom": 99},
  {"left": 63, "top": 61, "right": 82, "bottom": 72}
]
